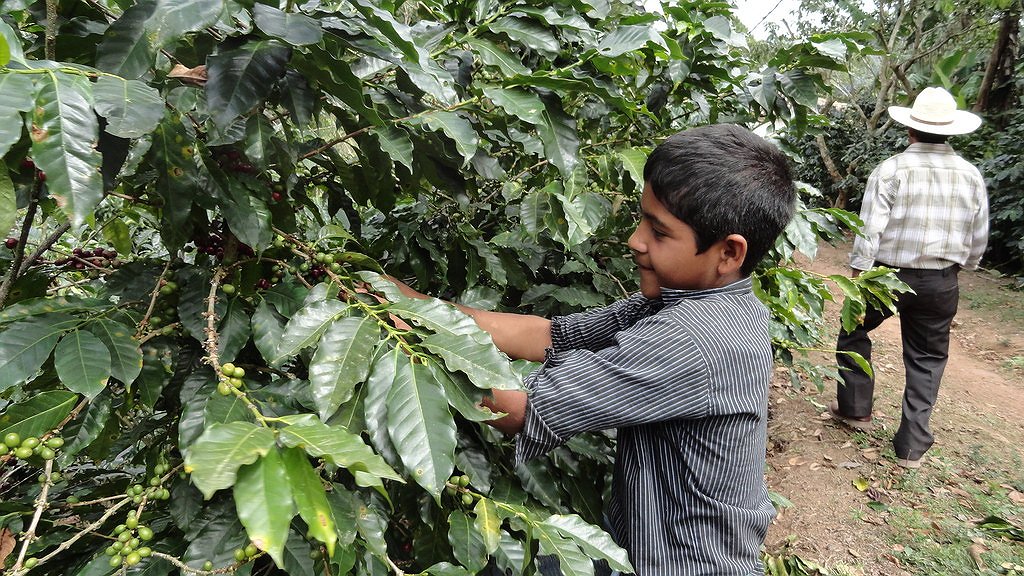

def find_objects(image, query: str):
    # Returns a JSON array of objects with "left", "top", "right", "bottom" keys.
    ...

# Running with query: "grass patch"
[{"left": 879, "top": 461, "right": 1024, "bottom": 575}]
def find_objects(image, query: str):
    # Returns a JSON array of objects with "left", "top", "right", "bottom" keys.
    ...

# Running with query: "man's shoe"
[
  {"left": 896, "top": 457, "right": 923, "bottom": 469},
  {"left": 826, "top": 401, "right": 873, "bottom": 431}
]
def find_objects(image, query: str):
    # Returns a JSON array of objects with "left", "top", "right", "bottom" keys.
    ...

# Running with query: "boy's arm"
[
  {"left": 387, "top": 277, "right": 552, "bottom": 363},
  {"left": 482, "top": 389, "right": 528, "bottom": 435}
]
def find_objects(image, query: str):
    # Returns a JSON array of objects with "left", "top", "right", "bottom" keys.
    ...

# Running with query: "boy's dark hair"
[
  {"left": 908, "top": 127, "right": 948, "bottom": 144},
  {"left": 643, "top": 124, "right": 797, "bottom": 276}
]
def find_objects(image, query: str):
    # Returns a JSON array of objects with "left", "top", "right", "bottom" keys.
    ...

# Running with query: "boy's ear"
[{"left": 717, "top": 234, "right": 748, "bottom": 276}]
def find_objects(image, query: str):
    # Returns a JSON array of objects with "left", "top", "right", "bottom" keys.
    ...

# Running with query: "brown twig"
[
  {"left": 18, "top": 221, "right": 71, "bottom": 275},
  {"left": 136, "top": 262, "right": 172, "bottom": 339},
  {"left": 11, "top": 460, "right": 53, "bottom": 572},
  {"left": 0, "top": 183, "right": 41, "bottom": 308}
]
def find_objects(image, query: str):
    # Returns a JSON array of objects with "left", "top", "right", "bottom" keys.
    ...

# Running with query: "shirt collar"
[
  {"left": 906, "top": 142, "right": 956, "bottom": 154},
  {"left": 655, "top": 277, "right": 754, "bottom": 307}
]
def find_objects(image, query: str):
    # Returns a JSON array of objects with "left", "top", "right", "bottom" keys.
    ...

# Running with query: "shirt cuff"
[
  {"left": 514, "top": 397, "right": 564, "bottom": 464},
  {"left": 849, "top": 255, "right": 875, "bottom": 270}
]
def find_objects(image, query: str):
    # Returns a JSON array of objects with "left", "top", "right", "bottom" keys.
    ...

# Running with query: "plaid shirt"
[{"left": 850, "top": 142, "right": 988, "bottom": 271}]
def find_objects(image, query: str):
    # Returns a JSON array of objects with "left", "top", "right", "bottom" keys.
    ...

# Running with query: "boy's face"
[{"left": 628, "top": 184, "right": 723, "bottom": 298}]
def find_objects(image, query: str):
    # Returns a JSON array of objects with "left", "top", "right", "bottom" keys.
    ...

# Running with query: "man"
[{"left": 829, "top": 86, "right": 988, "bottom": 469}]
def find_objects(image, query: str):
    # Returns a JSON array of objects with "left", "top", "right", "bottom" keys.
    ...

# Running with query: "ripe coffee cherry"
[{"left": 4, "top": 237, "right": 17, "bottom": 249}]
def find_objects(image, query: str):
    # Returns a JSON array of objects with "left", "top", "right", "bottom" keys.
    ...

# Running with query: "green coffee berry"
[
  {"left": 138, "top": 547, "right": 152, "bottom": 558},
  {"left": 138, "top": 526, "right": 154, "bottom": 541},
  {"left": 114, "top": 524, "right": 127, "bottom": 535},
  {"left": 125, "top": 552, "right": 141, "bottom": 566},
  {"left": 14, "top": 446, "right": 33, "bottom": 459},
  {"left": 126, "top": 517, "right": 138, "bottom": 529},
  {"left": 203, "top": 560, "right": 214, "bottom": 570},
  {"left": 109, "top": 555, "right": 123, "bottom": 567},
  {"left": 232, "top": 366, "right": 245, "bottom": 378},
  {"left": 21, "top": 437, "right": 40, "bottom": 449},
  {"left": 461, "top": 493, "right": 474, "bottom": 506},
  {"left": 45, "top": 437, "right": 64, "bottom": 449},
  {"left": 4, "top": 432, "right": 21, "bottom": 447},
  {"left": 38, "top": 447, "right": 55, "bottom": 461},
  {"left": 244, "top": 544, "right": 258, "bottom": 557},
  {"left": 24, "top": 557, "right": 38, "bottom": 569},
  {"left": 234, "top": 548, "right": 247, "bottom": 562}
]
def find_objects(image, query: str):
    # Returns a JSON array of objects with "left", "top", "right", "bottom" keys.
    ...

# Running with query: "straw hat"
[{"left": 887, "top": 87, "right": 982, "bottom": 135}]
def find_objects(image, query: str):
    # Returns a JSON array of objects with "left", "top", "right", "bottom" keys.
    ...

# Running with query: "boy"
[{"left": 392, "top": 124, "right": 796, "bottom": 575}]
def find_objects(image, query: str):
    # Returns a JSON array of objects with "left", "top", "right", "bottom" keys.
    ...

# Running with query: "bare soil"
[{"left": 764, "top": 241, "right": 1024, "bottom": 575}]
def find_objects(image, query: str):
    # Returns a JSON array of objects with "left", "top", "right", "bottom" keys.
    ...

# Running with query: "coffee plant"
[{"left": 0, "top": 0, "right": 902, "bottom": 574}]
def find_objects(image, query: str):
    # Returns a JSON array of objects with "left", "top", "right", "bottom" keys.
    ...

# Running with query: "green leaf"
[
  {"left": 92, "top": 77, "right": 164, "bottom": 139},
  {"left": 58, "top": 391, "right": 111, "bottom": 464},
  {"left": 421, "top": 331, "right": 521, "bottom": 391},
  {"left": 362, "top": 346, "right": 400, "bottom": 466},
  {"left": 281, "top": 529, "right": 318, "bottom": 575},
  {"left": 617, "top": 147, "right": 647, "bottom": 190},
  {"left": 473, "top": 497, "right": 502, "bottom": 555},
  {"left": 184, "top": 421, "right": 276, "bottom": 499},
  {"left": 87, "top": 319, "right": 142, "bottom": 386},
  {"left": 252, "top": 300, "right": 286, "bottom": 364},
  {"left": 0, "top": 164, "right": 14, "bottom": 238},
  {"left": 0, "top": 72, "right": 35, "bottom": 158},
  {"left": 54, "top": 330, "right": 111, "bottom": 399},
  {"left": 596, "top": 25, "right": 666, "bottom": 57},
  {"left": 281, "top": 446, "right": 338, "bottom": 557},
  {"left": 95, "top": 0, "right": 157, "bottom": 78},
  {"left": 488, "top": 17, "right": 559, "bottom": 56},
  {"left": 779, "top": 69, "right": 819, "bottom": 108},
  {"left": 273, "top": 299, "right": 349, "bottom": 363},
  {"left": 0, "top": 390, "right": 78, "bottom": 439},
  {"left": 218, "top": 300, "right": 252, "bottom": 364},
  {"left": 206, "top": 40, "right": 291, "bottom": 130},
  {"left": 537, "top": 104, "right": 579, "bottom": 179},
  {"left": 483, "top": 86, "right": 545, "bottom": 125},
  {"left": 146, "top": 0, "right": 223, "bottom": 49},
  {"left": 535, "top": 524, "right": 594, "bottom": 576},
  {"left": 386, "top": 352, "right": 456, "bottom": 500},
  {"left": 212, "top": 178, "right": 273, "bottom": 252},
  {"left": 253, "top": 4, "right": 323, "bottom": 46},
  {"left": 465, "top": 38, "right": 528, "bottom": 76},
  {"left": 447, "top": 510, "right": 487, "bottom": 571},
  {"left": 29, "top": 72, "right": 103, "bottom": 229},
  {"left": 0, "top": 20, "right": 23, "bottom": 65},
  {"left": 516, "top": 459, "right": 563, "bottom": 510},
  {"left": 414, "top": 111, "right": 479, "bottom": 168},
  {"left": 234, "top": 447, "right": 295, "bottom": 567},
  {"left": 244, "top": 114, "right": 274, "bottom": 165},
  {"left": 431, "top": 363, "right": 500, "bottom": 422},
  {"left": 540, "top": 514, "right": 632, "bottom": 572},
  {"left": 149, "top": 116, "right": 199, "bottom": 251},
  {"left": 386, "top": 298, "right": 481, "bottom": 340},
  {"left": 309, "top": 315, "right": 379, "bottom": 421},
  {"left": 371, "top": 125, "right": 414, "bottom": 171},
  {"left": 0, "top": 314, "right": 76, "bottom": 391},
  {"left": 278, "top": 421, "right": 402, "bottom": 484}
]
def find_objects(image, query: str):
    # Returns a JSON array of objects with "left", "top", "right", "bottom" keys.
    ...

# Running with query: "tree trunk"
[{"left": 974, "top": 6, "right": 1020, "bottom": 115}]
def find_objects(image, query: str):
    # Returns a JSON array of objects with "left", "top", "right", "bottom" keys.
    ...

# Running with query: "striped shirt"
[
  {"left": 850, "top": 142, "right": 988, "bottom": 271},
  {"left": 516, "top": 278, "right": 775, "bottom": 576}
]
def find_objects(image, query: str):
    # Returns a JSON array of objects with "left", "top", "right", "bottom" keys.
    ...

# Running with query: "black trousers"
[{"left": 835, "top": 264, "right": 960, "bottom": 460}]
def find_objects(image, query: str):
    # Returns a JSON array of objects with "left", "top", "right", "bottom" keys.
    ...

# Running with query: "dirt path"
[{"left": 764, "top": 241, "right": 1024, "bottom": 575}]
